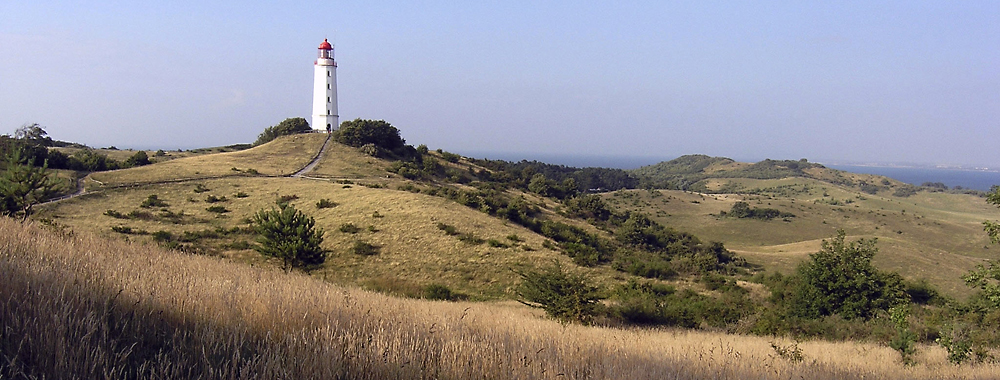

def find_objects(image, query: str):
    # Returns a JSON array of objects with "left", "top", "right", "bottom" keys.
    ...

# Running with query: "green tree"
[
  {"left": 335, "top": 119, "right": 406, "bottom": 151},
  {"left": 254, "top": 117, "right": 312, "bottom": 146},
  {"left": 791, "top": 230, "right": 907, "bottom": 320},
  {"left": 251, "top": 204, "right": 326, "bottom": 271},
  {"left": 124, "top": 150, "right": 151, "bottom": 168},
  {"left": 984, "top": 186, "right": 1000, "bottom": 244},
  {"left": 968, "top": 186, "right": 1000, "bottom": 310},
  {"left": 0, "top": 148, "right": 56, "bottom": 221},
  {"left": 515, "top": 262, "right": 604, "bottom": 325}
]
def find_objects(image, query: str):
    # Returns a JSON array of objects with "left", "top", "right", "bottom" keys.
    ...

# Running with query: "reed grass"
[{"left": 3, "top": 218, "right": 1000, "bottom": 379}]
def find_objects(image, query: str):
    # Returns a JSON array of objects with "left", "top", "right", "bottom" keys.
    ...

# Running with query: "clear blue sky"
[{"left": 1, "top": 1, "right": 997, "bottom": 166}]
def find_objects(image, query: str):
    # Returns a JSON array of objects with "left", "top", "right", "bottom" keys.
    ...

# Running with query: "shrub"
[
  {"left": 205, "top": 206, "right": 229, "bottom": 213},
  {"left": 339, "top": 223, "right": 360, "bottom": 234},
  {"left": 423, "top": 284, "right": 458, "bottom": 301},
  {"left": 252, "top": 204, "right": 326, "bottom": 270},
  {"left": 151, "top": 230, "right": 173, "bottom": 242},
  {"left": 351, "top": 241, "right": 379, "bottom": 256},
  {"left": 487, "top": 239, "right": 508, "bottom": 248},
  {"left": 791, "top": 230, "right": 907, "bottom": 320},
  {"left": 205, "top": 195, "right": 227, "bottom": 203},
  {"left": 193, "top": 184, "right": 210, "bottom": 193},
  {"left": 123, "top": 151, "right": 151, "bottom": 168},
  {"left": 276, "top": 194, "right": 298, "bottom": 206},
  {"left": 516, "top": 263, "right": 604, "bottom": 325},
  {"left": 254, "top": 117, "right": 311, "bottom": 146},
  {"left": 457, "top": 233, "right": 484, "bottom": 245},
  {"left": 234, "top": 191, "right": 249, "bottom": 198},
  {"left": 104, "top": 209, "right": 127, "bottom": 219},
  {"left": 335, "top": 119, "right": 406, "bottom": 153},
  {"left": 436, "top": 222, "right": 458, "bottom": 236},
  {"left": 316, "top": 199, "right": 338, "bottom": 209},
  {"left": 140, "top": 194, "right": 168, "bottom": 208}
]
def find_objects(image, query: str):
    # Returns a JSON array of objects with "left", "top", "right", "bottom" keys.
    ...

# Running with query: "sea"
[
  {"left": 822, "top": 165, "right": 1000, "bottom": 192},
  {"left": 461, "top": 152, "right": 1000, "bottom": 192}
]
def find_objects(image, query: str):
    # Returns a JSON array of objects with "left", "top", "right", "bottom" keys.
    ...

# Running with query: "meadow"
[{"left": 5, "top": 218, "right": 1000, "bottom": 379}]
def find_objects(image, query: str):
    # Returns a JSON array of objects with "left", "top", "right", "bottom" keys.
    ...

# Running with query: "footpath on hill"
[{"left": 41, "top": 133, "right": 333, "bottom": 206}]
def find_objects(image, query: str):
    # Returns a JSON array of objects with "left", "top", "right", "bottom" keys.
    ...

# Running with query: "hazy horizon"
[{"left": 2, "top": 2, "right": 997, "bottom": 167}]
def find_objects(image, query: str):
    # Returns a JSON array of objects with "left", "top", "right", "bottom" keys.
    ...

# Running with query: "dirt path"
[
  {"left": 40, "top": 133, "right": 334, "bottom": 207},
  {"left": 292, "top": 133, "right": 332, "bottom": 177}
]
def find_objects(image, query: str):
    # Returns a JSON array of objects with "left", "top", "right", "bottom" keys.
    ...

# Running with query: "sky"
[{"left": 1, "top": 1, "right": 998, "bottom": 167}]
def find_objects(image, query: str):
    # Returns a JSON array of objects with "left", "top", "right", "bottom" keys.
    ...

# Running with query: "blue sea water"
[{"left": 824, "top": 165, "right": 1000, "bottom": 192}]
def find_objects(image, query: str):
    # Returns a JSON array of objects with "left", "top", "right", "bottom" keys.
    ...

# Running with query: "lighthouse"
[{"left": 312, "top": 39, "right": 338, "bottom": 132}]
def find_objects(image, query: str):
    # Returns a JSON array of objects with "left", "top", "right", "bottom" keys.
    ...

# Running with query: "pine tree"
[
  {"left": 0, "top": 147, "right": 56, "bottom": 221},
  {"left": 251, "top": 203, "right": 326, "bottom": 271}
]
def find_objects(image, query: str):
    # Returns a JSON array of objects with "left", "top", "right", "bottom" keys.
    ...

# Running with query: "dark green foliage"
[
  {"left": 335, "top": 119, "right": 406, "bottom": 153},
  {"left": 275, "top": 194, "right": 298, "bottom": 207},
  {"left": 630, "top": 155, "right": 825, "bottom": 191},
  {"left": 253, "top": 117, "right": 311, "bottom": 146},
  {"left": 0, "top": 147, "right": 56, "bottom": 220},
  {"left": 984, "top": 186, "right": 1000, "bottom": 244},
  {"left": 720, "top": 201, "right": 795, "bottom": 220},
  {"left": 893, "top": 185, "right": 919, "bottom": 197},
  {"left": 436, "top": 222, "right": 458, "bottom": 236},
  {"left": 140, "top": 194, "right": 168, "bottom": 208},
  {"left": 610, "top": 279, "right": 751, "bottom": 328},
  {"left": 316, "top": 198, "right": 337, "bottom": 209},
  {"left": 486, "top": 239, "right": 508, "bottom": 248},
  {"left": 889, "top": 305, "right": 917, "bottom": 365},
  {"left": 123, "top": 151, "right": 151, "bottom": 168},
  {"left": 111, "top": 225, "right": 145, "bottom": 235},
  {"left": 104, "top": 209, "right": 127, "bottom": 219},
  {"left": 791, "top": 230, "right": 908, "bottom": 320},
  {"left": 468, "top": 158, "right": 638, "bottom": 195},
  {"left": 457, "top": 233, "right": 484, "bottom": 245},
  {"left": 423, "top": 284, "right": 462, "bottom": 301},
  {"left": 252, "top": 204, "right": 326, "bottom": 270},
  {"left": 204, "top": 195, "right": 227, "bottom": 203},
  {"left": 351, "top": 241, "right": 379, "bottom": 256},
  {"left": 205, "top": 205, "right": 228, "bottom": 213},
  {"left": 338, "top": 223, "right": 360, "bottom": 234},
  {"left": 563, "top": 194, "right": 612, "bottom": 222},
  {"left": 904, "top": 279, "right": 941, "bottom": 305},
  {"left": 516, "top": 263, "right": 604, "bottom": 325}
]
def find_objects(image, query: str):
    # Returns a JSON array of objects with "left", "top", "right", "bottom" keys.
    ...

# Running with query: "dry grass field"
[{"left": 5, "top": 218, "right": 1000, "bottom": 379}]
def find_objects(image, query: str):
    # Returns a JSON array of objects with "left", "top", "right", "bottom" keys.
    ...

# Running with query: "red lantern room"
[{"left": 318, "top": 39, "right": 333, "bottom": 59}]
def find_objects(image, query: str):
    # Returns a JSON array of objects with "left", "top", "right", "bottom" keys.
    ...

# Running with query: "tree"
[
  {"left": 14, "top": 123, "right": 54, "bottom": 146},
  {"left": 791, "top": 230, "right": 907, "bottom": 320},
  {"left": 335, "top": 119, "right": 405, "bottom": 151},
  {"left": 968, "top": 186, "right": 1000, "bottom": 310},
  {"left": 516, "top": 262, "right": 604, "bottom": 325},
  {"left": 123, "top": 151, "right": 151, "bottom": 168},
  {"left": 251, "top": 203, "right": 326, "bottom": 271},
  {"left": 0, "top": 147, "right": 56, "bottom": 221},
  {"left": 253, "top": 117, "right": 312, "bottom": 146}
]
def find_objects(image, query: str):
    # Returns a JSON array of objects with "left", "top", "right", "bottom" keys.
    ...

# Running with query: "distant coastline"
[{"left": 462, "top": 151, "right": 1000, "bottom": 192}]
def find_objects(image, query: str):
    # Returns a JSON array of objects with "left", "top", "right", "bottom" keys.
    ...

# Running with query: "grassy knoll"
[
  {"left": 603, "top": 177, "right": 1000, "bottom": 297},
  {"left": 5, "top": 218, "right": 1000, "bottom": 379},
  {"left": 38, "top": 175, "right": 610, "bottom": 299},
  {"left": 87, "top": 133, "right": 326, "bottom": 188}
]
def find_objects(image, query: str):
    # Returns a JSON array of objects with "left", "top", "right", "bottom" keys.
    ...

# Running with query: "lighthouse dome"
[{"left": 318, "top": 39, "right": 332, "bottom": 50}]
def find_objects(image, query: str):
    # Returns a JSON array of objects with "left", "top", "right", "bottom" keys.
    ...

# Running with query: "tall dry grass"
[{"left": 2, "top": 218, "right": 999, "bottom": 379}]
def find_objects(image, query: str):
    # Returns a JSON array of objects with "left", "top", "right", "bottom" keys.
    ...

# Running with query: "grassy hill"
[
  {"left": 38, "top": 134, "right": 630, "bottom": 300},
  {"left": 619, "top": 158, "right": 1000, "bottom": 297}
]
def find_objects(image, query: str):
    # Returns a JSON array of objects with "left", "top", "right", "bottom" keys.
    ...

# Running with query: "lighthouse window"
[
  {"left": 327, "top": 97, "right": 330, "bottom": 103},
  {"left": 327, "top": 71, "right": 331, "bottom": 77},
  {"left": 327, "top": 84, "right": 330, "bottom": 89}
]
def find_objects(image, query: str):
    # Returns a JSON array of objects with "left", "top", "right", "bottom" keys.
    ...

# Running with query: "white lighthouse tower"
[{"left": 312, "top": 39, "right": 338, "bottom": 132}]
